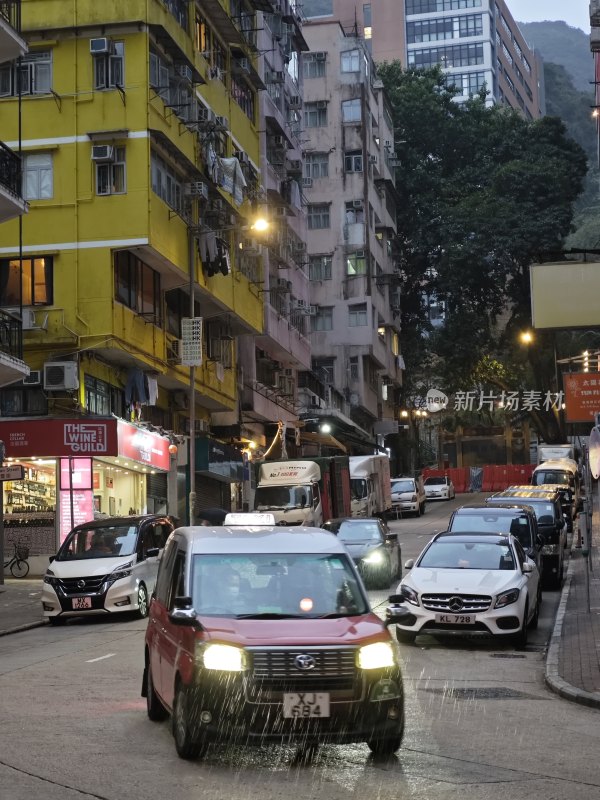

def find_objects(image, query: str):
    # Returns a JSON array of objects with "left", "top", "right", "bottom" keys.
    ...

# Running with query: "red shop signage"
[
  {"left": 117, "top": 420, "right": 171, "bottom": 471},
  {"left": 0, "top": 418, "right": 119, "bottom": 458}
]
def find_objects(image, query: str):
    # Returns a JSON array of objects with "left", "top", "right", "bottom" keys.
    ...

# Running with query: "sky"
[{"left": 507, "top": 0, "right": 591, "bottom": 33}]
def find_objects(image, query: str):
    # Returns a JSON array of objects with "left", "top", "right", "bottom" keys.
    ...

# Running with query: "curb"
[
  {"left": 545, "top": 550, "right": 600, "bottom": 709},
  {"left": 0, "top": 619, "right": 47, "bottom": 637}
]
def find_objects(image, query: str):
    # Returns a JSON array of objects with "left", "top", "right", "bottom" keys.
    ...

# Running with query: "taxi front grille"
[{"left": 247, "top": 648, "right": 358, "bottom": 699}]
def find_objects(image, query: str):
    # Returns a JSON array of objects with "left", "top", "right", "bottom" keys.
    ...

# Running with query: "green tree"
[{"left": 377, "top": 62, "right": 588, "bottom": 445}]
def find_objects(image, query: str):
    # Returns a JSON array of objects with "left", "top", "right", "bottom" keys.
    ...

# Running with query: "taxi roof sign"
[{"left": 224, "top": 512, "right": 276, "bottom": 527}]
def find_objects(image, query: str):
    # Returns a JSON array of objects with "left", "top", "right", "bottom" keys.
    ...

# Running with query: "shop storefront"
[
  {"left": 193, "top": 437, "right": 244, "bottom": 517},
  {"left": 0, "top": 417, "right": 172, "bottom": 571}
]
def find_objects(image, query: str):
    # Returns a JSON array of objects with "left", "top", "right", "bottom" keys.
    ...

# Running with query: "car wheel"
[
  {"left": 146, "top": 662, "right": 168, "bottom": 722},
  {"left": 512, "top": 603, "right": 528, "bottom": 649},
  {"left": 395, "top": 628, "right": 416, "bottom": 645},
  {"left": 173, "top": 684, "right": 205, "bottom": 760},
  {"left": 367, "top": 725, "right": 404, "bottom": 755},
  {"left": 529, "top": 595, "right": 540, "bottom": 630},
  {"left": 137, "top": 584, "right": 149, "bottom": 619}
]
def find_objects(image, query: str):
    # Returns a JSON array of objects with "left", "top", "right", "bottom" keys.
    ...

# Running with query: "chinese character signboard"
[{"left": 563, "top": 373, "right": 600, "bottom": 423}]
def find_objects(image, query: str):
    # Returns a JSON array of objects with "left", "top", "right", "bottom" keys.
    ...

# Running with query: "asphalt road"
[{"left": 1, "top": 498, "right": 599, "bottom": 800}]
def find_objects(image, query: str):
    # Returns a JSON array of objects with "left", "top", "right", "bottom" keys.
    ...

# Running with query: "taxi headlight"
[
  {"left": 363, "top": 549, "right": 384, "bottom": 565},
  {"left": 357, "top": 641, "right": 396, "bottom": 670},
  {"left": 203, "top": 643, "right": 247, "bottom": 672}
]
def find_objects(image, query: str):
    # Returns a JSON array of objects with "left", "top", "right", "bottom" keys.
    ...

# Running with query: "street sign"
[{"left": 0, "top": 465, "right": 25, "bottom": 481}]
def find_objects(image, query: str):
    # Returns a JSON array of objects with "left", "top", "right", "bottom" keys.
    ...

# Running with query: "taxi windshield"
[
  {"left": 191, "top": 553, "right": 369, "bottom": 618},
  {"left": 56, "top": 525, "right": 138, "bottom": 560},
  {"left": 391, "top": 480, "right": 415, "bottom": 493}
]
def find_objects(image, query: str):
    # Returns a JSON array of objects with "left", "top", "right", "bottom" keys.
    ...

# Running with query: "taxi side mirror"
[{"left": 168, "top": 596, "right": 203, "bottom": 628}]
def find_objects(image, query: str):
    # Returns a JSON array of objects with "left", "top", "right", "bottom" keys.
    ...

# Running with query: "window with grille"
[
  {"left": 311, "top": 307, "right": 333, "bottom": 331},
  {"left": 0, "top": 49, "right": 52, "bottom": 96},
  {"left": 349, "top": 303, "right": 368, "bottom": 326},
  {"left": 304, "top": 153, "right": 329, "bottom": 178},
  {"left": 309, "top": 255, "right": 332, "bottom": 281},
  {"left": 304, "top": 102, "right": 328, "bottom": 127},
  {"left": 341, "top": 49, "right": 361, "bottom": 72},
  {"left": 346, "top": 251, "right": 366, "bottom": 275},
  {"left": 308, "top": 204, "right": 330, "bottom": 229},
  {"left": 96, "top": 146, "right": 126, "bottom": 195},
  {"left": 344, "top": 151, "right": 363, "bottom": 172},
  {"left": 94, "top": 42, "right": 124, "bottom": 90},
  {"left": 22, "top": 153, "right": 53, "bottom": 200},
  {"left": 342, "top": 98, "right": 362, "bottom": 123}
]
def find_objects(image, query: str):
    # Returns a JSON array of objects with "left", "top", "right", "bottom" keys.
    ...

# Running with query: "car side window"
[
  {"left": 154, "top": 538, "right": 177, "bottom": 605},
  {"left": 153, "top": 523, "right": 171, "bottom": 549},
  {"left": 166, "top": 550, "right": 186, "bottom": 611},
  {"left": 137, "top": 526, "right": 153, "bottom": 560}
]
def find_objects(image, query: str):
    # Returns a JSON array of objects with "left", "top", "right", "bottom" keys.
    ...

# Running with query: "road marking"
[{"left": 86, "top": 653, "right": 116, "bottom": 663}]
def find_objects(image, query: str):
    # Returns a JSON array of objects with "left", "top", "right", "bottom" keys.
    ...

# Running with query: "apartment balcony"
[
  {"left": 0, "top": 141, "right": 26, "bottom": 223},
  {"left": 0, "top": 1, "right": 26, "bottom": 63},
  {"left": 0, "top": 308, "right": 29, "bottom": 388}
]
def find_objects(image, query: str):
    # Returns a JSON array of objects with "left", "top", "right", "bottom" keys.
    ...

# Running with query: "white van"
[
  {"left": 531, "top": 458, "right": 582, "bottom": 512},
  {"left": 390, "top": 475, "right": 426, "bottom": 517},
  {"left": 41, "top": 515, "right": 175, "bottom": 625}
]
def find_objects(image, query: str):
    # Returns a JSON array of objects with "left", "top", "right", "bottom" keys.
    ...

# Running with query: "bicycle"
[{"left": 3, "top": 542, "right": 30, "bottom": 578}]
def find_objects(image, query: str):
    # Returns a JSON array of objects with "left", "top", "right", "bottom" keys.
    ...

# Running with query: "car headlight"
[
  {"left": 43, "top": 570, "right": 59, "bottom": 586},
  {"left": 203, "top": 643, "right": 247, "bottom": 672},
  {"left": 400, "top": 584, "right": 419, "bottom": 606},
  {"left": 411, "top": 494, "right": 417, "bottom": 502},
  {"left": 108, "top": 562, "right": 133, "bottom": 583},
  {"left": 357, "top": 641, "right": 396, "bottom": 670},
  {"left": 495, "top": 588, "right": 520, "bottom": 608},
  {"left": 363, "top": 549, "right": 384, "bottom": 565}
]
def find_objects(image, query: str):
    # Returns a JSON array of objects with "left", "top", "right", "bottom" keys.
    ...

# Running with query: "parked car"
[
  {"left": 322, "top": 517, "right": 401, "bottom": 588},
  {"left": 531, "top": 458, "right": 583, "bottom": 512},
  {"left": 424, "top": 475, "right": 455, "bottom": 501},
  {"left": 142, "top": 523, "right": 405, "bottom": 758},
  {"left": 390, "top": 475, "right": 426, "bottom": 517},
  {"left": 386, "top": 531, "right": 540, "bottom": 648},
  {"left": 447, "top": 503, "right": 544, "bottom": 583},
  {"left": 42, "top": 515, "right": 175, "bottom": 624},
  {"left": 509, "top": 483, "right": 575, "bottom": 533},
  {"left": 486, "top": 489, "right": 566, "bottom": 589}
]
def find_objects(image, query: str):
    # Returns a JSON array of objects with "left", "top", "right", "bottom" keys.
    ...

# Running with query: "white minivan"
[
  {"left": 42, "top": 515, "right": 175, "bottom": 625},
  {"left": 390, "top": 475, "right": 427, "bottom": 517}
]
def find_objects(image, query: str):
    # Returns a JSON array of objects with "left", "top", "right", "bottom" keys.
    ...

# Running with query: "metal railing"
[
  {"left": 0, "top": 141, "right": 22, "bottom": 200},
  {"left": 0, "top": 307, "right": 24, "bottom": 360},
  {"left": 0, "top": 0, "right": 21, "bottom": 33}
]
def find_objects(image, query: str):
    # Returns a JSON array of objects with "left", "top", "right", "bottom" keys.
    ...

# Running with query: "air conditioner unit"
[
  {"left": 277, "top": 278, "right": 292, "bottom": 291},
  {"left": 241, "top": 237, "right": 260, "bottom": 254},
  {"left": 166, "top": 338, "right": 182, "bottom": 364},
  {"left": 272, "top": 134, "right": 285, "bottom": 147},
  {"left": 309, "top": 305, "right": 319, "bottom": 315},
  {"left": 237, "top": 58, "right": 250, "bottom": 73},
  {"left": 195, "top": 419, "right": 210, "bottom": 433},
  {"left": 21, "top": 309, "right": 37, "bottom": 330},
  {"left": 287, "top": 159, "right": 302, "bottom": 171},
  {"left": 352, "top": 199, "right": 363, "bottom": 208},
  {"left": 90, "top": 38, "right": 114, "bottom": 55},
  {"left": 293, "top": 241, "right": 306, "bottom": 252},
  {"left": 184, "top": 181, "right": 209, "bottom": 199},
  {"left": 302, "top": 177, "right": 313, "bottom": 188},
  {"left": 315, "top": 52, "right": 327, "bottom": 61},
  {"left": 91, "top": 145, "right": 114, "bottom": 162},
  {"left": 209, "top": 66, "right": 224, "bottom": 80},
  {"left": 273, "top": 70, "right": 285, "bottom": 82},
  {"left": 176, "top": 64, "right": 193, "bottom": 82},
  {"left": 316, "top": 100, "right": 327, "bottom": 109},
  {"left": 196, "top": 106, "right": 214, "bottom": 124},
  {"left": 385, "top": 140, "right": 392, "bottom": 148},
  {"left": 211, "top": 198, "right": 224, "bottom": 212},
  {"left": 215, "top": 115, "right": 229, "bottom": 130},
  {"left": 22, "top": 370, "right": 41, "bottom": 386},
  {"left": 289, "top": 95, "right": 301, "bottom": 108},
  {"left": 43, "top": 362, "right": 79, "bottom": 392},
  {"left": 369, "top": 155, "right": 378, "bottom": 164}
]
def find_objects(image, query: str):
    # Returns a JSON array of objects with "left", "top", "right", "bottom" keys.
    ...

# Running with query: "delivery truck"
[
  {"left": 349, "top": 454, "right": 392, "bottom": 518},
  {"left": 254, "top": 456, "right": 351, "bottom": 526},
  {"left": 537, "top": 444, "right": 575, "bottom": 464}
]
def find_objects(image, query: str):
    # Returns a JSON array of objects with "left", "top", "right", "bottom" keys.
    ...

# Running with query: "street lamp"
[{"left": 519, "top": 330, "right": 534, "bottom": 345}]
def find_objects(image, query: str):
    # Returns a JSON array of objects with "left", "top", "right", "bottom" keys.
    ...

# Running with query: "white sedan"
[
  {"left": 424, "top": 475, "right": 455, "bottom": 500},
  {"left": 386, "top": 532, "right": 540, "bottom": 649}
]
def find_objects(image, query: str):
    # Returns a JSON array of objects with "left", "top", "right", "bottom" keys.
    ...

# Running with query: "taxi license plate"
[
  {"left": 282, "top": 693, "right": 330, "bottom": 719},
  {"left": 72, "top": 597, "right": 92, "bottom": 610},
  {"left": 435, "top": 613, "right": 475, "bottom": 625}
]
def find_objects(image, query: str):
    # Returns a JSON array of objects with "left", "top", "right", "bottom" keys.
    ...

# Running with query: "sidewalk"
[{"left": 2, "top": 534, "right": 600, "bottom": 708}]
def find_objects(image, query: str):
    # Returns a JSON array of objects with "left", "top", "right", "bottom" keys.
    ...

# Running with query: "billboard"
[
  {"left": 530, "top": 261, "right": 600, "bottom": 329},
  {"left": 563, "top": 373, "right": 600, "bottom": 423}
]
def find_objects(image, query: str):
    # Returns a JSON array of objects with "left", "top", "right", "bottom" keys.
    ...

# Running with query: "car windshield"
[
  {"left": 335, "top": 521, "right": 382, "bottom": 542},
  {"left": 191, "top": 553, "right": 369, "bottom": 618},
  {"left": 391, "top": 480, "right": 415, "bottom": 493},
  {"left": 419, "top": 541, "right": 515, "bottom": 570},
  {"left": 425, "top": 477, "right": 446, "bottom": 486},
  {"left": 532, "top": 471, "right": 573, "bottom": 487},
  {"left": 56, "top": 525, "right": 138, "bottom": 560},
  {"left": 254, "top": 485, "right": 313, "bottom": 511},
  {"left": 449, "top": 513, "right": 532, "bottom": 548}
]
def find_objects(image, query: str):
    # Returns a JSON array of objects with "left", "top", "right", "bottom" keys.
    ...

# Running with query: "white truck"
[
  {"left": 349, "top": 454, "right": 392, "bottom": 519},
  {"left": 537, "top": 444, "right": 575, "bottom": 464}
]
